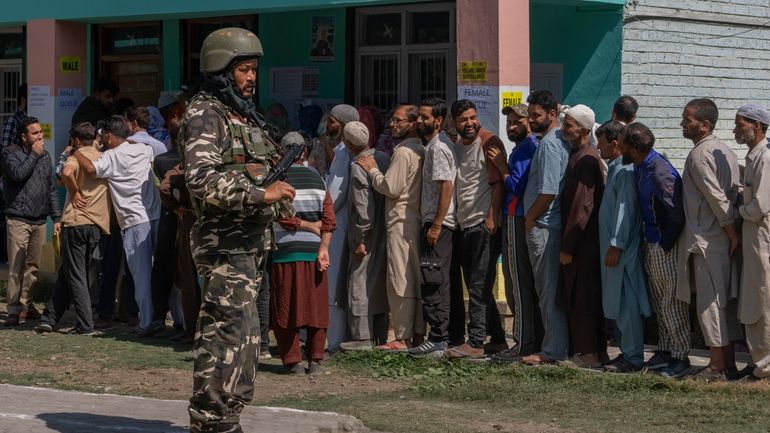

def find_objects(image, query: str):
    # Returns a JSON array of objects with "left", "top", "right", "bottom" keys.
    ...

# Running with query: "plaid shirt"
[{"left": 2, "top": 108, "right": 26, "bottom": 148}]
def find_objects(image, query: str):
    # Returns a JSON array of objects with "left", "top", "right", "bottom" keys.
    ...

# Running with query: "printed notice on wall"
[
  {"left": 310, "top": 16, "right": 335, "bottom": 62},
  {"left": 58, "top": 56, "right": 81, "bottom": 73},
  {"left": 501, "top": 91, "right": 523, "bottom": 108},
  {"left": 457, "top": 85, "right": 497, "bottom": 130},
  {"left": 460, "top": 61, "right": 488, "bottom": 82},
  {"left": 57, "top": 88, "right": 83, "bottom": 110}
]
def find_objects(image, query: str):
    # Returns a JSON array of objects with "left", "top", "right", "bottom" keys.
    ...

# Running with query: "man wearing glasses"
[{"left": 356, "top": 103, "right": 426, "bottom": 351}]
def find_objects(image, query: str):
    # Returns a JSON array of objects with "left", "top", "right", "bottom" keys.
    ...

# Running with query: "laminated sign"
[
  {"left": 501, "top": 91, "right": 523, "bottom": 108},
  {"left": 59, "top": 56, "right": 81, "bottom": 73},
  {"left": 460, "top": 61, "right": 487, "bottom": 82}
]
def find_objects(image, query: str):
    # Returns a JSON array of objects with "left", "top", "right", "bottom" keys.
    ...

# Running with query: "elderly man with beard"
[
  {"left": 519, "top": 90, "right": 571, "bottom": 366},
  {"left": 324, "top": 103, "right": 360, "bottom": 352},
  {"left": 408, "top": 97, "right": 457, "bottom": 358},
  {"left": 558, "top": 105, "right": 606, "bottom": 369},
  {"left": 357, "top": 104, "right": 426, "bottom": 351},
  {"left": 488, "top": 104, "right": 542, "bottom": 360},
  {"left": 677, "top": 98, "right": 742, "bottom": 381},
  {"left": 444, "top": 99, "right": 507, "bottom": 359},
  {"left": 734, "top": 104, "right": 770, "bottom": 380}
]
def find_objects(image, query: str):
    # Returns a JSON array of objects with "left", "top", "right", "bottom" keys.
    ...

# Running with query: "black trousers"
[
  {"left": 420, "top": 222, "right": 453, "bottom": 343},
  {"left": 97, "top": 227, "right": 137, "bottom": 320},
  {"left": 449, "top": 223, "right": 506, "bottom": 347},
  {"left": 42, "top": 224, "right": 101, "bottom": 331},
  {"left": 503, "top": 215, "right": 543, "bottom": 355},
  {"left": 152, "top": 207, "right": 179, "bottom": 322}
]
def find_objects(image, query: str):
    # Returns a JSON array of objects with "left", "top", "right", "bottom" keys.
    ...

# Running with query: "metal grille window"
[
  {"left": 355, "top": 3, "right": 455, "bottom": 112},
  {"left": 409, "top": 52, "right": 447, "bottom": 102},
  {"left": 0, "top": 61, "right": 22, "bottom": 127},
  {"left": 360, "top": 54, "right": 399, "bottom": 109}
]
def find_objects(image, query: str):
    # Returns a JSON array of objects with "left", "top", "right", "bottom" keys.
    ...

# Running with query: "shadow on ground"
[{"left": 38, "top": 412, "right": 187, "bottom": 433}]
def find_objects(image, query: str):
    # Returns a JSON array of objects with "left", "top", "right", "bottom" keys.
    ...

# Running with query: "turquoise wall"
[
  {"left": 258, "top": 8, "right": 347, "bottom": 109},
  {"left": 529, "top": 3, "right": 623, "bottom": 122},
  {"left": 2, "top": 0, "right": 418, "bottom": 25}
]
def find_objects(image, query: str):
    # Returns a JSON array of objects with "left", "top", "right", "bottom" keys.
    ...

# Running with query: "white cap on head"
[
  {"left": 564, "top": 104, "right": 596, "bottom": 130},
  {"left": 737, "top": 103, "right": 770, "bottom": 126},
  {"left": 343, "top": 121, "right": 369, "bottom": 148}
]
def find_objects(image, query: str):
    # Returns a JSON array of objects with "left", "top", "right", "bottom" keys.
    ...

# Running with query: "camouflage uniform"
[{"left": 183, "top": 92, "right": 276, "bottom": 432}]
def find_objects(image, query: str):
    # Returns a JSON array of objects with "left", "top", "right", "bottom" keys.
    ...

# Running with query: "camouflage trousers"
[{"left": 188, "top": 252, "right": 264, "bottom": 431}]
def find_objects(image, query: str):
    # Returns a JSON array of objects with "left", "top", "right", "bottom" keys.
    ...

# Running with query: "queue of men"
[{"left": 4, "top": 64, "right": 770, "bottom": 409}]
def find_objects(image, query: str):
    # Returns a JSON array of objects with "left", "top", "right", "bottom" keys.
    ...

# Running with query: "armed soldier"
[{"left": 182, "top": 28, "right": 295, "bottom": 433}]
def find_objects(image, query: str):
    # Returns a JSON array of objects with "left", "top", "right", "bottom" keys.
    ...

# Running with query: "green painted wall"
[
  {"left": 162, "top": 19, "right": 181, "bottom": 91},
  {"left": 258, "top": 8, "right": 347, "bottom": 109},
  {"left": 529, "top": 3, "right": 623, "bottom": 122},
  {"left": 2, "top": 0, "right": 418, "bottom": 25}
]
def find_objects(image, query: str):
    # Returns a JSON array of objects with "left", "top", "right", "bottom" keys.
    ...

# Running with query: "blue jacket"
[
  {"left": 503, "top": 135, "right": 539, "bottom": 217},
  {"left": 634, "top": 150, "right": 684, "bottom": 251}
]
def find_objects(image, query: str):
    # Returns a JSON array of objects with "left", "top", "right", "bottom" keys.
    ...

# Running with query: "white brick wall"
[{"left": 622, "top": 0, "right": 770, "bottom": 168}]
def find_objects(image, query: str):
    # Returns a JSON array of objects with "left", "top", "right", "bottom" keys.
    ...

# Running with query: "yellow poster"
[
  {"left": 58, "top": 56, "right": 81, "bottom": 73},
  {"left": 41, "top": 123, "right": 52, "bottom": 139},
  {"left": 460, "top": 61, "right": 487, "bottom": 82},
  {"left": 501, "top": 91, "right": 523, "bottom": 108}
]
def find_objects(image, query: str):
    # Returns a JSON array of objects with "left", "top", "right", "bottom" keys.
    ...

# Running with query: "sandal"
[
  {"left": 376, "top": 340, "right": 408, "bottom": 352},
  {"left": 522, "top": 353, "right": 556, "bottom": 366}
]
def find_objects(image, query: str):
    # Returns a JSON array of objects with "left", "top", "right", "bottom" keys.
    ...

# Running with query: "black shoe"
[
  {"left": 604, "top": 356, "right": 642, "bottom": 373},
  {"left": 217, "top": 422, "right": 243, "bottom": 433},
  {"left": 645, "top": 351, "right": 672, "bottom": 370},
  {"left": 282, "top": 362, "right": 305, "bottom": 375},
  {"left": 307, "top": 361, "right": 323, "bottom": 375},
  {"left": 138, "top": 320, "right": 165, "bottom": 338},
  {"left": 660, "top": 358, "right": 692, "bottom": 378},
  {"left": 407, "top": 340, "right": 448, "bottom": 358},
  {"left": 35, "top": 322, "right": 53, "bottom": 334}
]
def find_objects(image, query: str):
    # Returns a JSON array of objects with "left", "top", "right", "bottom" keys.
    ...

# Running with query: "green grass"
[
  {"left": 0, "top": 327, "right": 193, "bottom": 371},
  {"left": 2, "top": 329, "right": 769, "bottom": 433},
  {"left": 271, "top": 351, "right": 770, "bottom": 433}
]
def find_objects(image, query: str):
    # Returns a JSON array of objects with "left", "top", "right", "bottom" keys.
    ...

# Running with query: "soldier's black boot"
[{"left": 217, "top": 422, "right": 243, "bottom": 433}]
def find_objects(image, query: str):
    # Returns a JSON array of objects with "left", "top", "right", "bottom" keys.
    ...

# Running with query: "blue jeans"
[{"left": 122, "top": 220, "right": 159, "bottom": 330}]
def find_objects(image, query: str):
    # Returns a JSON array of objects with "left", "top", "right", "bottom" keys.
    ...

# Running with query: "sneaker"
[
  {"left": 4, "top": 315, "right": 19, "bottom": 327},
  {"left": 137, "top": 320, "right": 165, "bottom": 338},
  {"left": 659, "top": 358, "right": 692, "bottom": 378},
  {"left": 307, "top": 361, "right": 323, "bottom": 375},
  {"left": 604, "top": 356, "right": 643, "bottom": 373},
  {"left": 408, "top": 340, "right": 448, "bottom": 358},
  {"left": 259, "top": 348, "right": 272, "bottom": 360},
  {"left": 66, "top": 328, "right": 98, "bottom": 337},
  {"left": 339, "top": 340, "right": 374, "bottom": 352},
  {"left": 645, "top": 351, "right": 672, "bottom": 370},
  {"left": 34, "top": 322, "right": 53, "bottom": 334},
  {"left": 445, "top": 342, "right": 486, "bottom": 359},
  {"left": 282, "top": 362, "right": 305, "bottom": 375}
]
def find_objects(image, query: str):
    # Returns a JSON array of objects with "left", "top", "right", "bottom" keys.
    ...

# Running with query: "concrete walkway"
[{"left": 0, "top": 384, "right": 369, "bottom": 433}]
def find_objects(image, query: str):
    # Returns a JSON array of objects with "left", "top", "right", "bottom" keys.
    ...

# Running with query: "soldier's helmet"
[{"left": 200, "top": 27, "right": 263, "bottom": 74}]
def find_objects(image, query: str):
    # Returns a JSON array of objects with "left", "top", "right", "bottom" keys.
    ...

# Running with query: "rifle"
[{"left": 262, "top": 142, "right": 308, "bottom": 186}]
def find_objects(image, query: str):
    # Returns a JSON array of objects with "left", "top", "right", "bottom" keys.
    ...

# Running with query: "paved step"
[{"left": 0, "top": 384, "right": 369, "bottom": 433}]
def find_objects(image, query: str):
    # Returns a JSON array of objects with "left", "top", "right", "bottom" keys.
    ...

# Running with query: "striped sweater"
[{"left": 272, "top": 164, "right": 328, "bottom": 263}]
